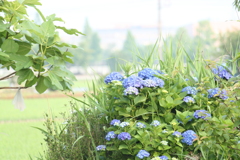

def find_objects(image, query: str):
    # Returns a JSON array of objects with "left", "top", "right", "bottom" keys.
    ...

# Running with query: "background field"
[{"left": 0, "top": 79, "right": 90, "bottom": 160}]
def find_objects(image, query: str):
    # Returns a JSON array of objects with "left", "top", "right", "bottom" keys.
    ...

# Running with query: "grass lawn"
[
  {"left": 0, "top": 121, "right": 45, "bottom": 160},
  {"left": 0, "top": 78, "right": 92, "bottom": 159},
  {"left": 0, "top": 96, "right": 83, "bottom": 160}
]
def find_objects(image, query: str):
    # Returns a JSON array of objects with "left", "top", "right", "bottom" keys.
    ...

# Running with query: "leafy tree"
[
  {"left": 233, "top": 0, "right": 240, "bottom": 11},
  {"left": 74, "top": 19, "right": 102, "bottom": 67},
  {"left": 0, "top": 0, "right": 83, "bottom": 93}
]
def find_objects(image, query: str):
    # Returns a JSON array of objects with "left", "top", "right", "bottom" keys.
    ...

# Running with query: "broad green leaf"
[
  {"left": 166, "top": 96, "right": 173, "bottom": 103},
  {"left": 63, "top": 51, "right": 73, "bottom": 57},
  {"left": 16, "top": 69, "right": 34, "bottom": 84},
  {"left": 63, "top": 56, "right": 73, "bottom": 63},
  {"left": 119, "top": 144, "right": 128, "bottom": 150},
  {"left": 15, "top": 41, "right": 31, "bottom": 55},
  {"left": 35, "top": 76, "right": 48, "bottom": 94},
  {"left": 48, "top": 71, "right": 63, "bottom": 90},
  {"left": 25, "top": 77, "right": 38, "bottom": 87},
  {"left": 23, "top": 0, "right": 41, "bottom": 6},
  {"left": 46, "top": 14, "right": 65, "bottom": 22},
  {"left": 9, "top": 54, "right": 33, "bottom": 71},
  {"left": 135, "top": 108, "right": 148, "bottom": 117},
  {"left": 0, "top": 51, "right": 9, "bottom": 58},
  {"left": 134, "top": 95, "right": 146, "bottom": 105},
  {"left": 40, "top": 20, "right": 55, "bottom": 37},
  {"left": 46, "top": 56, "right": 59, "bottom": 65},
  {"left": 1, "top": 39, "right": 19, "bottom": 53},
  {"left": 119, "top": 110, "right": 131, "bottom": 117},
  {"left": 12, "top": 1, "right": 27, "bottom": 14},
  {"left": 56, "top": 26, "right": 84, "bottom": 36},
  {"left": 0, "top": 20, "right": 9, "bottom": 32}
]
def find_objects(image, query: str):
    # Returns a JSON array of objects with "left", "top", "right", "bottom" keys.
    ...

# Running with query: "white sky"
[{"left": 34, "top": 0, "right": 239, "bottom": 31}]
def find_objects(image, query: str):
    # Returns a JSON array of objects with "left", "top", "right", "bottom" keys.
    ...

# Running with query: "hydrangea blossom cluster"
[
  {"left": 183, "top": 96, "right": 195, "bottom": 103},
  {"left": 138, "top": 68, "right": 163, "bottom": 79},
  {"left": 110, "top": 119, "right": 121, "bottom": 126},
  {"left": 105, "top": 131, "right": 117, "bottom": 141},
  {"left": 136, "top": 122, "right": 146, "bottom": 128},
  {"left": 96, "top": 145, "right": 106, "bottom": 151},
  {"left": 181, "top": 86, "right": 197, "bottom": 95},
  {"left": 136, "top": 150, "right": 150, "bottom": 159},
  {"left": 172, "top": 131, "right": 182, "bottom": 137},
  {"left": 137, "top": 68, "right": 165, "bottom": 88},
  {"left": 122, "top": 75, "right": 143, "bottom": 88},
  {"left": 207, "top": 88, "right": 228, "bottom": 100},
  {"left": 181, "top": 130, "right": 197, "bottom": 145},
  {"left": 117, "top": 132, "right": 131, "bottom": 140},
  {"left": 212, "top": 65, "right": 232, "bottom": 80},
  {"left": 142, "top": 79, "right": 157, "bottom": 87},
  {"left": 150, "top": 120, "right": 160, "bottom": 127},
  {"left": 193, "top": 110, "right": 211, "bottom": 120},
  {"left": 104, "top": 72, "right": 124, "bottom": 84},
  {"left": 124, "top": 87, "right": 139, "bottom": 95},
  {"left": 119, "top": 122, "right": 130, "bottom": 128},
  {"left": 151, "top": 156, "right": 168, "bottom": 160},
  {"left": 150, "top": 77, "right": 165, "bottom": 88}
]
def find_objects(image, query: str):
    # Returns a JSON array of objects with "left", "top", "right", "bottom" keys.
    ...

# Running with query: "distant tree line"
[{"left": 67, "top": 20, "right": 240, "bottom": 73}]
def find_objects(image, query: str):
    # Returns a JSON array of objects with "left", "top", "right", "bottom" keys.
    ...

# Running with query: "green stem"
[{"left": 5, "top": 15, "right": 13, "bottom": 39}]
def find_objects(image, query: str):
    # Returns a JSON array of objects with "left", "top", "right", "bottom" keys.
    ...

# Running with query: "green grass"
[
  {"left": 0, "top": 121, "right": 45, "bottom": 160},
  {"left": 0, "top": 96, "right": 79, "bottom": 160},
  {"left": 0, "top": 97, "right": 73, "bottom": 121}
]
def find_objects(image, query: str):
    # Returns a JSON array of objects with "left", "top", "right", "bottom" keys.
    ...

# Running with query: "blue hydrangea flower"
[
  {"left": 136, "top": 122, "right": 146, "bottom": 128},
  {"left": 150, "top": 120, "right": 160, "bottom": 127},
  {"left": 151, "top": 156, "right": 169, "bottom": 160},
  {"left": 193, "top": 110, "right": 211, "bottom": 120},
  {"left": 159, "top": 156, "right": 168, "bottom": 160},
  {"left": 136, "top": 150, "right": 150, "bottom": 159},
  {"left": 142, "top": 79, "right": 157, "bottom": 87},
  {"left": 212, "top": 66, "right": 232, "bottom": 80},
  {"left": 96, "top": 145, "right": 106, "bottom": 151},
  {"left": 138, "top": 68, "right": 160, "bottom": 79},
  {"left": 117, "top": 132, "right": 131, "bottom": 140},
  {"left": 172, "top": 131, "right": 182, "bottom": 137},
  {"left": 181, "top": 130, "right": 197, "bottom": 145},
  {"left": 119, "top": 122, "right": 130, "bottom": 128},
  {"left": 150, "top": 77, "right": 165, "bottom": 88},
  {"left": 183, "top": 96, "right": 195, "bottom": 103},
  {"left": 105, "top": 131, "right": 117, "bottom": 141},
  {"left": 181, "top": 86, "right": 197, "bottom": 95},
  {"left": 122, "top": 75, "right": 143, "bottom": 88},
  {"left": 104, "top": 72, "right": 124, "bottom": 84},
  {"left": 110, "top": 119, "right": 121, "bottom": 126},
  {"left": 124, "top": 87, "right": 139, "bottom": 95},
  {"left": 207, "top": 88, "right": 228, "bottom": 100}
]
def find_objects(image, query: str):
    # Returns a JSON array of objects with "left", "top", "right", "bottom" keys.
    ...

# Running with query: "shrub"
[{"left": 40, "top": 44, "right": 240, "bottom": 160}]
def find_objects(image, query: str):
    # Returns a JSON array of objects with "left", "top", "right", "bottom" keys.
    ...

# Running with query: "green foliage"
[
  {"left": 41, "top": 42, "right": 240, "bottom": 160},
  {"left": 0, "top": 0, "right": 83, "bottom": 93},
  {"left": 233, "top": 0, "right": 240, "bottom": 11}
]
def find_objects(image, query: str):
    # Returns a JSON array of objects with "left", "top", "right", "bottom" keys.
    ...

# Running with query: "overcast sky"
[{"left": 33, "top": 0, "right": 239, "bottom": 31}]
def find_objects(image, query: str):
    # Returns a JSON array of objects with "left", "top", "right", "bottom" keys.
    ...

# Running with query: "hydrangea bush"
[
  {"left": 94, "top": 63, "right": 240, "bottom": 160},
  {"left": 41, "top": 50, "right": 240, "bottom": 160}
]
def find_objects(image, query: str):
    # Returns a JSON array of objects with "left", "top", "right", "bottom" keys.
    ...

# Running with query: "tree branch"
[
  {"left": 0, "top": 87, "right": 28, "bottom": 90},
  {"left": 0, "top": 72, "right": 16, "bottom": 81}
]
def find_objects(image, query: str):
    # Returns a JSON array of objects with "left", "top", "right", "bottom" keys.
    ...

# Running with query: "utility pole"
[{"left": 158, "top": 0, "right": 161, "bottom": 36}]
